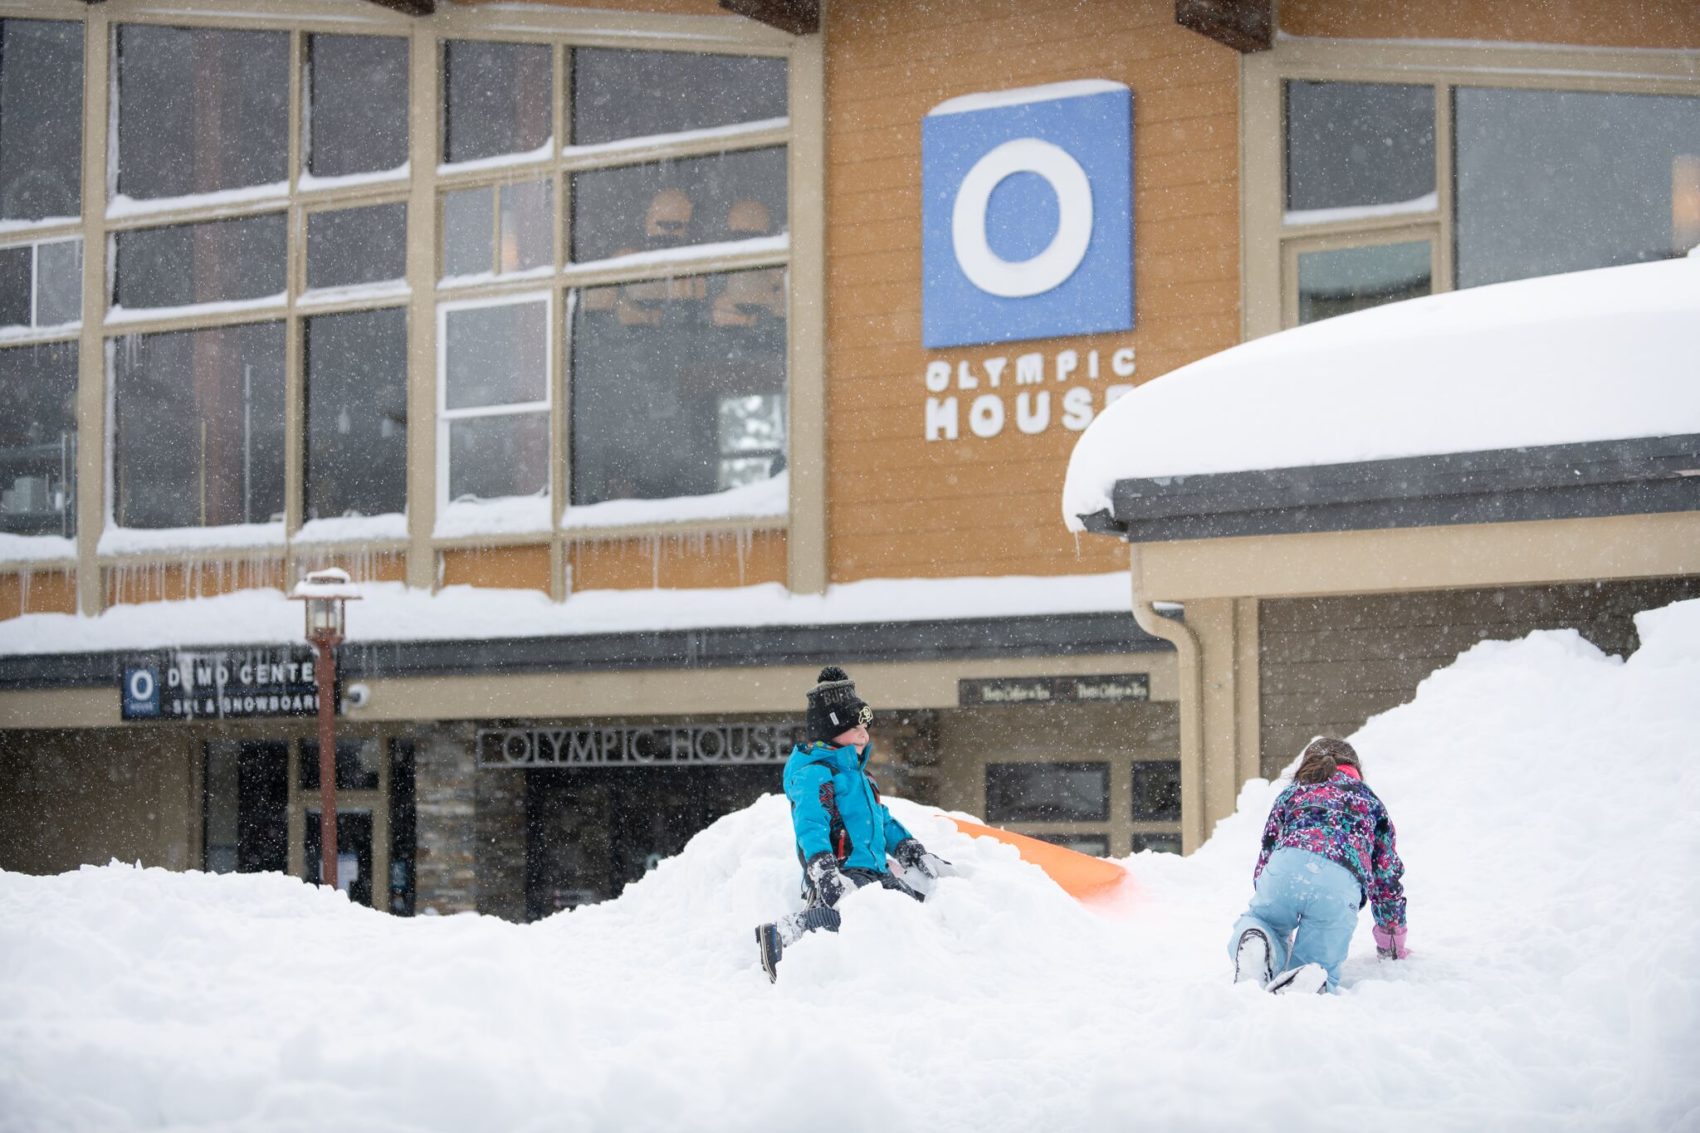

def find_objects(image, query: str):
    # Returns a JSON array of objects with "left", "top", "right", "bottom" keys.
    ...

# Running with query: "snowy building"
[{"left": 0, "top": 0, "right": 1696, "bottom": 915}]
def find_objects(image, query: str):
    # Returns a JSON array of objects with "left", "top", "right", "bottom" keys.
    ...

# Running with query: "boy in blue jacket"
[{"left": 754, "top": 666, "right": 948, "bottom": 982}]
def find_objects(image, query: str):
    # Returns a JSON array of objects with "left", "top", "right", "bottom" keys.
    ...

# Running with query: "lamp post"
[{"left": 289, "top": 568, "right": 360, "bottom": 892}]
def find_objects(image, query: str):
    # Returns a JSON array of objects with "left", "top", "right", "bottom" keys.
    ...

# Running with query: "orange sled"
[{"left": 944, "top": 816, "right": 1129, "bottom": 900}]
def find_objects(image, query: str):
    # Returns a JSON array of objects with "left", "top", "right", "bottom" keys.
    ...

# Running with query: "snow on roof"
[
  {"left": 1062, "top": 253, "right": 1700, "bottom": 532},
  {"left": 0, "top": 571, "right": 1136, "bottom": 657}
]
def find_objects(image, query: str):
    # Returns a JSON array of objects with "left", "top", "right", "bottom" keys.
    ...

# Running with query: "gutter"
[{"left": 1126, "top": 545, "right": 1205, "bottom": 853}]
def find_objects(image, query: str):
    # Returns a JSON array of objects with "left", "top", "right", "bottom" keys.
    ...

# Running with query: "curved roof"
[{"left": 1063, "top": 251, "right": 1700, "bottom": 531}]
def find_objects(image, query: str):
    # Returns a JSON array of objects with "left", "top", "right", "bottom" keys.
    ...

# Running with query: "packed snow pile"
[
  {"left": 1062, "top": 254, "right": 1700, "bottom": 530},
  {"left": 3, "top": 599, "right": 1699, "bottom": 1131}
]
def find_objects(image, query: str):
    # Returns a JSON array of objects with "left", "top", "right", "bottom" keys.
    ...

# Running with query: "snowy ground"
[{"left": 3, "top": 600, "right": 1698, "bottom": 1132}]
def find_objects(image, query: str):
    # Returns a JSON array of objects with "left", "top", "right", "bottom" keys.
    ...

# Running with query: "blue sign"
[
  {"left": 122, "top": 663, "right": 161, "bottom": 719},
  {"left": 922, "top": 82, "right": 1134, "bottom": 349}
]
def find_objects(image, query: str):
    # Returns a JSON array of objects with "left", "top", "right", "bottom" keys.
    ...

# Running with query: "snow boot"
[
  {"left": 1267, "top": 963, "right": 1329, "bottom": 996},
  {"left": 755, "top": 922, "right": 784, "bottom": 983},
  {"left": 1233, "top": 928, "right": 1273, "bottom": 986}
]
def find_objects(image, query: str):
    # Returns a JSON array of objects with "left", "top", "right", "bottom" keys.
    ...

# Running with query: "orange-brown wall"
[
  {"left": 0, "top": 569, "right": 76, "bottom": 621},
  {"left": 441, "top": 545, "right": 553, "bottom": 592},
  {"left": 1279, "top": 0, "right": 1700, "bottom": 50},
  {"left": 823, "top": 0, "right": 1241, "bottom": 581},
  {"left": 568, "top": 530, "right": 787, "bottom": 590}
]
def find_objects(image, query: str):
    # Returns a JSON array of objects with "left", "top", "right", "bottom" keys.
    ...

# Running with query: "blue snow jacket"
[{"left": 782, "top": 741, "right": 913, "bottom": 873}]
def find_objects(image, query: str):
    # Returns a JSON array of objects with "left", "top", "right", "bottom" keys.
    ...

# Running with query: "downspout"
[{"left": 1127, "top": 543, "right": 1206, "bottom": 853}]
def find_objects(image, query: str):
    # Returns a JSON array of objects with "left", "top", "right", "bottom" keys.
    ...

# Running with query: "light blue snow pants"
[{"left": 1228, "top": 847, "right": 1362, "bottom": 991}]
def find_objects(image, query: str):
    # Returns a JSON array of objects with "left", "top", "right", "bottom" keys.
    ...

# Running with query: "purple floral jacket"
[{"left": 1255, "top": 770, "right": 1406, "bottom": 930}]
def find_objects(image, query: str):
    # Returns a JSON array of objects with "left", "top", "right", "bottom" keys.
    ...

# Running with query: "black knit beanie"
[{"left": 806, "top": 666, "right": 869, "bottom": 744}]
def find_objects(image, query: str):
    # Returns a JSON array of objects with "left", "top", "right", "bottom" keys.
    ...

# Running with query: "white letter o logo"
[
  {"left": 951, "top": 137, "right": 1093, "bottom": 299},
  {"left": 128, "top": 669, "right": 155, "bottom": 703}
]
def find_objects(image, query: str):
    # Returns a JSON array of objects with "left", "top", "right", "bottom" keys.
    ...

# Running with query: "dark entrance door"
[
  {"left": 303, "top": 809, "right": 375, "bottom": 909},
  {"left": 203, "top": 740, "right": 288, "bottom": 875},
  {"left": 525, "top": 764, "right": 781, "bottom": 919}
]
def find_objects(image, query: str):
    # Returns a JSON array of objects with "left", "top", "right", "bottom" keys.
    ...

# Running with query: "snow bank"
[
  {"left": 1062, "top": 255, "right": 1700, "bottom": 530},
  {"left": 0, "top": 571, "right": 1136, "bottom": 656},
  {"left": 3, "top": 598, "right": 1698, "bottom": 1129}
]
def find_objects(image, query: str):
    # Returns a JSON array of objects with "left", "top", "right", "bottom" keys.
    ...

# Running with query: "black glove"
[
  {"left": 893, "top": 838, "right": 952, "bottom": 879},
  {"left": 805, "top": 851, "right": 847, "bottom": 906}
]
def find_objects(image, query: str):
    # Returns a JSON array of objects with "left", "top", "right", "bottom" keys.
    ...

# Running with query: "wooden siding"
[
  {"left": 440, "top": 545, "right": 553, "bottom": 592},
  {"left": 1279, "top": 0, "right": 1700, "bottom": 50},
  {"left": 824, "top": 0, "right": 1242, "bottom": 582},
  {"left": 567, "top": 530, "right": 787, "bottom": 591},
  {"left": 0, "top": 569, "right": 77, "bottom": 621},
  {"left": 1258, "top": 577, "right": 1700, "bottom": 777}
]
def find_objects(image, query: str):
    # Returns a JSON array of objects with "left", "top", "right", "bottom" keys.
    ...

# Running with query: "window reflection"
[
  {"left": 305, "top": 308, "right": 407, "bottom": 520},
  {"left": 570, "top": 147, "right": 786, "bottom": 263},
  {"left": 0, "top": 238, "right": 81, "bottom": 328},
  {"left": 1297, "top": 240, "right": 1431, "bottom": 324},
  {"left": 570, "top": 48, "right": 786, "bottom": 146},
  {"left": 442, "top": 180, "right": 552, "bottom": 278},
  {"left": 570, "top": 269, "right": 786, "bottom": 506},
  {"left": 305, "top": 34, "right": 408, "bottom": 179},
  {"left": 115, "top": 214, "right": 286, "bottom": 310},
  {"left": 0, "top": 19, "right": 82, "bottom": 221},
  {"left": 440, "top": 297, "right": 550, "bottom": 504},
  {"left": 1455, "top": 87, "right": 1700, "bottom": 287},
  {"left": 0, "top": 341, "right": 77, "bottom": 538},
  {"left": 1130, "top": 760, "right": 1182, "bottom": 823},
  {"left": 113, "top": 322, "right": 285, "bottom": 529},
  {"left": 116, "top": 24, "right": 288, "bottom": 201},
  {"left": 307, "top": 203, "right": 406, "bottom": 292},
  {"left": 442, "top": 40, "right": 551, "bottom": 165},
  {"left": 984, "top": 762, "right": 1110, "bottom": 824}
]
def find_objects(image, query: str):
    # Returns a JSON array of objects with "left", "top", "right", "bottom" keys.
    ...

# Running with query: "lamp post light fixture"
[{"left": 288, "top": 568, "right": 361, "bottom": 893}]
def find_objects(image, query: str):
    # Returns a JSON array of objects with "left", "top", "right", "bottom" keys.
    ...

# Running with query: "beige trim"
[
  {"left": 786, "top": 28, "right": 827, "bottom": 595},
  {"left": 405, "top": 19, "right": 439, "bottom": 589},
  {"left": 1233, "top": 596, "right": 1260, "bottom": 788},
  {"left": 75, "top": 4, "right": 110, "bottom": 616},
  {"left": 0, "top": 686, "right": 113, "bottom": 728},
  {"left": 1127, "top": 548, "right": 1205, "bottom": 853},
  {"left": 1240, "top": 49, "right": 1282, "bottom": 341},
  {"left": 1136, "top": 511, "right": 1700, "bottom": 603},
  {"left": 556, "top": 242, "right": 789, "bottom": 288},
  {"left": 558, "top": 122, "right": 790, "bottom": 171},
  {"left": 1279, "top": 223, "right": 1441, "bottom": 328}
]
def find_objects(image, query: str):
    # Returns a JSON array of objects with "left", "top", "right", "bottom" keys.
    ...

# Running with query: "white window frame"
[{"left": 435, "top": 289, "right": 553, "bottom": 516}]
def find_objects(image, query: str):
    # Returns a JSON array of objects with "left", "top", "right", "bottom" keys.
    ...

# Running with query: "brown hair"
[{"left": 1294, "top": 736, "right": 1362, "bottom": 784}]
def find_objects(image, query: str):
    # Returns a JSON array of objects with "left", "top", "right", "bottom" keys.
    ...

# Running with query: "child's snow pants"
[{"left": 1228, "top": 847, "right": 1362, "bottom": 990}]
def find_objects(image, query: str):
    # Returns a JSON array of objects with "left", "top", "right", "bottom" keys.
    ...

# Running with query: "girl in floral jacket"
[{"left": 1229, "top": 736, "right": 1407, "bottom": 994}]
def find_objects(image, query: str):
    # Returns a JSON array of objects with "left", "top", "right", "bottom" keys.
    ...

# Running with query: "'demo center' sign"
[{"left": 121, "top": 647, "right": 333, "bottom": 721}]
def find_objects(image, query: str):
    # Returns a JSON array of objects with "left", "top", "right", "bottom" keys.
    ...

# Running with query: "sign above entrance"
[
  {"left": 120, "top": 647, "right": 332, "bottom": 721},
  {"left": 922, "top": 80, "right": 1134, "bottom": 349},
  {"left": 959, "top": 673, "right": 1149, "bottom": 707},
  {"left": 478, "top": 722, "right": 807, "bottom": 768}
]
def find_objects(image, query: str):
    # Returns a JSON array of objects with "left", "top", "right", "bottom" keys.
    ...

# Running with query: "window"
[
  {"left": 441, "top": 179, "right": 553, "bottom": 279},
  {"left": 1279, "top": 73, "right": 1700, "bottom": 326},
  {"left": 1454, "top": 88, "right": 1700, "bottom": 287},
  {"left": 299, "top": 737, "right": 382, "bottom": 791},
  {"left": 306, "top": 203, "right": 407, "bottom": 292},
  {"left": 1130, "top": 760, "right": 1182, "bottom": 823},
  {"left": 1031, "top": 832, "right": 1110, "bottom": 857},
  {"left": 304, "top": 34, "right": 408, "bottom": 180},
  {"left": 984, "top": 762, "right": 1110, "bottom": 824},
  {"left": 0, "top": 238, "right": 81, "bottom": 328},
  {"left": 115, "top": 25, "right": 288, "bottom": 202},
  {"left": 1130, "top": 833, "right": 1182, "bottom": 855},
  {"left": 0, "top": 19, "right": 82, "bottom": 222},
  {"left": 0, "top": 341, "right": 77, "bottom": 537},
  {"left": 570, "top": 269, "right": 785, "bottom": 505},
  {"left": 305, "top": 308, "right": 407, "bottom": 521},
  {"left": 114, "top": 214, "right": 286, "bottom": 310},
  {"left": 570, "top": 148, "right": 787, "bottom": 263},
  {"left": 570, "top": 48, "right": 786, "bottom": 145},
  {"left": 442, "top": 40, "right": 551, "bottom": 164},
  {"left": 113, "top": 322, "right": 286, "bottom": 530},
  {"left": 439, "top": 295, "right": 551, "bottom": 508}
]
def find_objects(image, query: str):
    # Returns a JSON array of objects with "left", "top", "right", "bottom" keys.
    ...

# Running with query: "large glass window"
[
  {"left": 570, "top": 148, "right": 786, "bottom": 262},
  {"left": 1297, "top": 240, "right": 1432, "bottom": 324},
  {"left": 114, "top": 214, "right": 286, "bottom": 310},
  {"left": 0, "top": 19, "right": 83, "bottom": 222},
  {"left": 1455, "top": 88, "right": 1700, "bottom": 287},
  {"left": 570, "top": 48, "right": 786, "bottom": 145},
  {"left": 115, "top": 25, "right": 288, "bottom": 202},
  {"left": 1130, "top": 760, "right": 1182, "bottom": 823},
  {"left": 442, "top": 40, "right": 551, "bottom": 165},
  {"left": 113, "top": 322, "right": 285, "bottom": 529},
  {"left": 440, "top": 296, "right": 550, "bottom": 505},
  {"left": 571, "top": 269, "right": 785, "bottom": 505},
  {"left": 441, "top": 179, "right": 552, "bottom": 279},
  {"left": 305, "top": 308, "right": 407, "bottom": 521},
  {"left": 0, "top": 341, "right": 77, "bottom": 538},
  {"left": 984, "top": 762, "right": 1110, "bottom": 824},
  {"left": 304, "top": 34, "right": 408, "bottom": 180}
]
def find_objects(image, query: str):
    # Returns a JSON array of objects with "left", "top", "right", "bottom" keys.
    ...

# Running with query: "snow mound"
[{"left": 2, "top": 599, "right": 1699, "bottom": 1130}]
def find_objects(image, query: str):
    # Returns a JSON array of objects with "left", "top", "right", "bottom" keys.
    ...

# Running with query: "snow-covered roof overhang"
[{"left": 1064, "top": 251, "right": 1700, "bottom": 540}]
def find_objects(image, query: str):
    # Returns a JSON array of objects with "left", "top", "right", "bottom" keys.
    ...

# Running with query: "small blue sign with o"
[
  {"left": 122, "top": 663, "right": 161, "bottom": 719},
  {"left": 922, "top": 82, "right": 1134, "bottom": 350}
]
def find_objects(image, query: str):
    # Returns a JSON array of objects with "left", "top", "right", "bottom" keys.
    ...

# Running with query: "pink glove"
[{"left": 1373, "top": 924, "right": 1409, "bottom": 960}]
